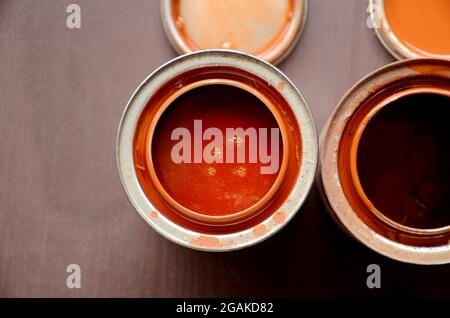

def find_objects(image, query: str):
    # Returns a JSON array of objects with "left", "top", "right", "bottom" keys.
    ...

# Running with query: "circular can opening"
[
  {"left": 161, "top": 0, "right": 307, "bottom": 65},
  {"left": 134, "top": 69, "right": 299, "bottom": 234},
  {"left": 149, "top": 79, "right": 288, "bottom": 224},
  {"left": 337, "top": 67, "right": 450, "bottom": 248},
  {"left": 357, "top": 92, "right": 450, "bottom": 230}
]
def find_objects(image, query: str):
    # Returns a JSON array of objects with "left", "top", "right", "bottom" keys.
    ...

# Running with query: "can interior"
[
  {"left": 133, "top": 66, "right": 302, "bottom": 234},
  {"left": 338, "top": 74, "right": 450, "bottom": 247},
  {"left": 150, "top": 82, "right": 285, "bottom": 220},
  {"left": 383, "top": 0, "right": 450, "bottom": 57},
  {"left": 166, "top": 0, "right": 302, "bottom": 64},
  {"left": 357, "top": 92, "right": 450, "bottom": 229}
]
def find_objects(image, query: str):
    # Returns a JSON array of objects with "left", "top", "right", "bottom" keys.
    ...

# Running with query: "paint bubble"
[
  {"left": 207, "top": 166, "right": 216, "bottom": 176},
  {"left": 234, "top": 167, "right": 247, "bottom": 177}
]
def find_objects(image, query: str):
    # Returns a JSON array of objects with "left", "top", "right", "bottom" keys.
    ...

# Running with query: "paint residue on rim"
[{"left": 252, "top": 224, "right": 268, "bottom": 236}]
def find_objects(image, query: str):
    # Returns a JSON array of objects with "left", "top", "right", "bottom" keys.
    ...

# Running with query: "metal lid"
[{"left": 161, "top": 0, "right": 307, "bottom": 65}]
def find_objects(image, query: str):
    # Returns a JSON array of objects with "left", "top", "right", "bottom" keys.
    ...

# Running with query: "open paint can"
[
  {"left": 160, "top": 0, "right": 308, "bottom": 65},
  {"left": 369, "top": 0, "right": 450, "bottom": 60},
  {"left": 319, "top": 59, "right": 450, "bottom": 264},
  {"left": 117, "top": 50, "right": 317, "bottom": 251}
]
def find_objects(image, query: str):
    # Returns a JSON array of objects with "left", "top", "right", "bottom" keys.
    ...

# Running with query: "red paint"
[
  {"left": 152, "top": 84, "right": 282, "bottom": 216},
  {"left": 133, "top": 66, "right": 302, "bottom": 234}
]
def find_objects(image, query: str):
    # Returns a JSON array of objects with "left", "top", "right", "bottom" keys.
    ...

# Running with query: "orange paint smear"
[
  {"left": 272, "top": 211, "right": 286, "bottom": 224},
  {"left": 252, "top": 224, "right": 268, "bottom": 236},
  {"left": 385, "top": 0, "right": 450, "bottom": 56}
]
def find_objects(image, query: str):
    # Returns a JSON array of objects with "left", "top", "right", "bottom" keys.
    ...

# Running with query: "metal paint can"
[
  {"left": 160, "top": 0, "right": 308, "bottom": 65},
  {"left": 319, "top": 59, "right": 450, "bottom": 264},
  {"left": 117, "top": 50, "right": 318, "bottom": 251},
  {"left": 369, "top": 0, "right": 450, "bottom": 60}
]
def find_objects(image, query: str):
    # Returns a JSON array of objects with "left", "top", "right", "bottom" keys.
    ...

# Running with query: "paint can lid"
[{"left": 160, "top": 0, "right": 308, "bottom": 65}]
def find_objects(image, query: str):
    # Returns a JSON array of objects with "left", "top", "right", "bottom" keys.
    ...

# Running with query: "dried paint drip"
[
  {"left": 133, "top": 64, "right": 305, "bottom": 235},
  {"left": 358, "top": 93, "right": 450, "bottom": 229},
  {"left": 190, "top": 235, "right": 222, "bottom": 248},
  {"left": 272, "top": 211, "right": 286, "bottom": 224},
  {"left": 252, "top": 224, "right": 268, "bottom": 236},
  {"left": 190, "top": 235, "right": 235, "bottom": 249}
]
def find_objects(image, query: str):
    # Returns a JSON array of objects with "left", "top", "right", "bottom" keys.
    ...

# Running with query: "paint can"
[
  {"left": 160, "top": 0, "right": 308, "bottom": 65},
  {"left": 369, "top": 0, "right": 450, "bottom": 60},
  {"left": 117, "top": 50, "right": 318, "bottom": 251},
  {"left": 319, "top": 58, "right": 450, "bottom": 264}
]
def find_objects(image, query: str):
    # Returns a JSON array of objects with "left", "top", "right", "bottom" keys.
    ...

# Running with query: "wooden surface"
[{"left": 1, "top": 0, "right": 450, "bottom": 298}]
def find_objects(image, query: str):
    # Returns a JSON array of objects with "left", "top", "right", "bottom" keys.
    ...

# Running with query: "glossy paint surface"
[
  {"left": 171, "top": 0, "right": 295, "bottom": 55},
  {"left": 385, "top": 0, "right": 450, "bottom": 56},
  {"left": 152, "top": 84, "right": 282, "bottom": 216}
]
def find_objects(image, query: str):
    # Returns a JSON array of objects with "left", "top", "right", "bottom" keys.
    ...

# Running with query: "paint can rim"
[{"left": 117, "top": 50, "right": 318, "bottom": 251}]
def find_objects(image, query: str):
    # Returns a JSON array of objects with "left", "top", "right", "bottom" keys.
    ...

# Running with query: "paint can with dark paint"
[{"left": 161, "top": 0, "right": 308, "bottom": 65}]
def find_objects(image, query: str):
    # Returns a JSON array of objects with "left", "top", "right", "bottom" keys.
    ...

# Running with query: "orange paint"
[
  {"left": 357, "top": 93, "right": 450, "bottom": 229},
  {"left": 152, "top": 84, "right": 282, "bottom": 216},
  {"left": 384, "top": 0, "right": 450, "bottom": 56},
  {"left": 171, "top": 0, "right": 295, "bottom": 57},
  {"left": 133, "top": 66, "right": 302, "bottom": 234},
  {"left": 190, "top": 235, "right": 222, "bottom": 248},
  {"left": 221, "top": 240, "right": 236, "bottom": 249},
  {"left": 272, "top": 211, "right": 286, "bottom": 224}
]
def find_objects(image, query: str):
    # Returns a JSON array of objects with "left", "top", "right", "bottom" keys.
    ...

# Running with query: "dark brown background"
[{"left": 1, "top": 0, "right": 449, "bottom": 298}]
